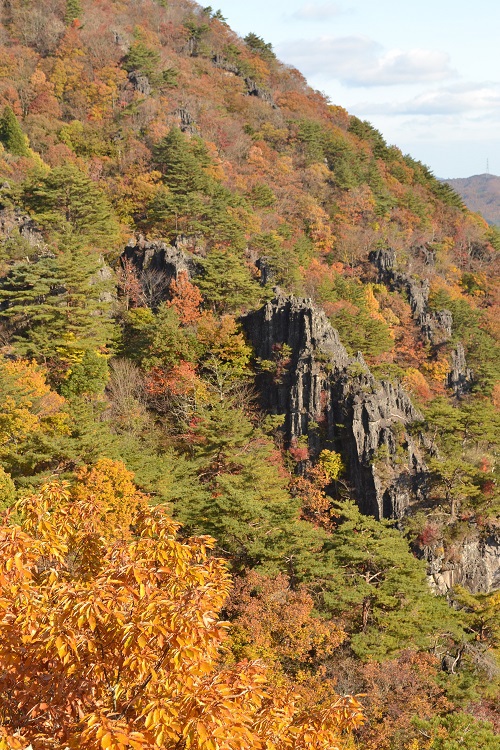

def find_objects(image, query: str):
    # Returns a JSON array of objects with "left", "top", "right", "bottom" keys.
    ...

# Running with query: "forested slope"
[
  {"left": 0, "top": 1, "right": 498, "bottom": 748},
  {"left": 444, "top": 173, "right": 500, "bottom": 226}
]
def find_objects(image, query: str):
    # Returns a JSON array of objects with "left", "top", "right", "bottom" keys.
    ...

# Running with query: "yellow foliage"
[
  {"left": 0, "top": 467, "right": 364, "bottom": 749},
  {"left": 319, "top": 450, "right": 345, "bottom": 481},
  {"left": 0, "top": 358, "right": 68, "bottom": 455}
]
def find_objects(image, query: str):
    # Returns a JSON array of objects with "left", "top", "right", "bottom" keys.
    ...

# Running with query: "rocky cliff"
[
  {"left": 370, "top": 248, "right": 473, "bottom": 395},
  {"left": 243, "top": 292, "right": 427, "bottom": 520},
  {"left": 425, "top": 530, "right": 500, "bottom": 595},
  {"left": 244, "top": 292, "right": 499, "bottom": 593}
]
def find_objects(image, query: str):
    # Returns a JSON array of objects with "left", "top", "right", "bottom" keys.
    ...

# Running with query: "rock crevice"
[
  {"left": 370, "top": 248, "right": 473, "bottom": 394},
  {"left": 243, "top": 292, "right": 426, "bottom": 520}
]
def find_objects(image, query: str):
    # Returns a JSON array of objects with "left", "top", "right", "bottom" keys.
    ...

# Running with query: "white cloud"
[
  {"left": 277, "top": 35, "right": 456, "bottom": 86},
  {"left": 356, "top": 83, "right": 500, "bottom": 115},
  {"left": 292, "top": 3, "right": 344, "bottom": 21}
]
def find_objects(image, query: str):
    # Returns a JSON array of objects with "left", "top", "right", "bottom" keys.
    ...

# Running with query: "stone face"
[
  {"left": 243, "top": 293, "right": 426, "bottom": 520},
  {"left": 425, "top": 531, "right": 500, "bottom": 594},
  {"left": 120, "top": 236, "right": 200, "bottom": 307},
  {"left": 370, "top": 248, "right": 451, "bottom": 345},
  {"left": 243, "top": 292, "right": 499, "bottom": 592},
  {"left": 447, "top": 342, "right": 474, "bottom": 396},
  {"left": 212, "top": 54, "right": 240, "bottom": 75},
  {"left": 174, "top": 108, "right": 196, "bottom": 133},
  {"left": 370, "top": 247, "right": 474, "bottom": 388},
  {"left": 127, "top": 70, "right": 152, "bottom": 96},
  {"left": 0, "top": 207, "right": 46, "bottom": 250},
  {"left": 244, "top": 78, "right": 276, "bottom": 106},
  {"left": 122, "top": 236, "right": 199, "bottom": 281}
]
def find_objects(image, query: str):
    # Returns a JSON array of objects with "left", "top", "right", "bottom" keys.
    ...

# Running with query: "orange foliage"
[
  {"left": 0, "top": 469, "right": 363, "bottom": 749},
  {"left": 168, "top": 271, "right": 203, "bottom": 325},
  {"left": 291, "top": 464, "right": 335, "bottom": 528},
  {"left": 0, "top": 358, "right": 68, "bottom": 456},
  {"left": 145, "top": 361, "right": 199, "bottom": 399},
  {"left": 227, "top": 570, "right": 345, "bottom": 671},
  {"left": 403, "top": 368, "right": 432, "bottom": 402}
]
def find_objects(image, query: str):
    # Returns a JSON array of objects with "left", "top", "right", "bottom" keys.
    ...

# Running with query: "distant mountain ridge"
[{"left": 443, "top": 173, "right": 500, "bottom": 225}]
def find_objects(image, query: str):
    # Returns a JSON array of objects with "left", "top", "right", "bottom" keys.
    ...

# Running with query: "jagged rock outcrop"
[
  {"left": 128, "top": 70, "right": 152, "bottom": 96},
  {"left": 121, "top": 235, "right": 199, "bottom": 281},
  {"left": 255, "top": 257, "right": 275, "bottom": 286},
  {"left": 0, "top": 207, "right": 46, "bottom": 250},
  {"left": 425, "top": 530, "right": 500, "bottom": 594},
  {"left": 370, "top": 248, "right": 452, "bottom": 345},
  {"left": 447, "top": 342, "right": 474, "bottom": 396},
  {"left": 243, "top": 292, "right": 426, "bottom": 520},
  {"left": 245, "top": 78, "right": 276, "bottom": 106},
  {"left": 174, "top": 107, "right": 196, "bottom": 133},
  {"left": 370, "top": 248, "right": 474, "bottom": 392},
  {"left": 212, "top": 54, "right": 240, "bottom": 75},
  {"left": 120, "top": 236, "right": 201, "bottom": 308}
]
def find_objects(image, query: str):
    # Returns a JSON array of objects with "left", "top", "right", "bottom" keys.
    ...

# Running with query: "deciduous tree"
[{"left": 0, "top": 464, "right": 363, "bottom": 749}]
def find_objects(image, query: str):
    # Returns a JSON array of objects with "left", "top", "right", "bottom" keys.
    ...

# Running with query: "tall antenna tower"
[{"left": 486, "top": 158, "right": 490, "bottom": 174}]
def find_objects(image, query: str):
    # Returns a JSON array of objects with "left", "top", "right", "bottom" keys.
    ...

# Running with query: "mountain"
[
  {"left": 444, "top": 173, "right": 500, "bottom": 225},
  {"left": 0, "top": 1, "right": 498, "bottom": 748}
]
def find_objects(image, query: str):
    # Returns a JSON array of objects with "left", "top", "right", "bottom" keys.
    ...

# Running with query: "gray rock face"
[
  {"left": 447, "top": 342, "right": 474, "bottom": 396},
  {"left": 244, "top": 292, "right": 499, "bottom": 592},
  {"left": 212, "top": 54, "right": 240, "bottom": 75},
  {"left": 243, "top": 292, "right": 426, "bottom": 520},
  {"left": 370, "top": 248, "right": 473, "bottom": 390},
  {"left": 0, "top": 208, "right": 46, "bottom": 250},
  {"left": 244, "top": 78, "right": 276, "bottom": 106},
  {"left": 128, "top": 70, "right": 151, "bottom": 96},
  {"left": 121, "top": 236, "right": 200, "bottom": 307},
  {"left": 425, "top": 531, "right": 500, "bottom": 594},
  {"left": 122, "top": 236, "right": 199, "bottom": 280},
  {"left": 174, "top": 108, "right": 196, "bottom": 134},
  {"left": 370, "top": 248, "right": 452, "bottom": 345}
]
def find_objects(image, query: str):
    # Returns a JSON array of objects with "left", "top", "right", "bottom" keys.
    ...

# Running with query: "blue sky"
[{"left": 213, "top": 0, "right": 500, "bottom": 178}]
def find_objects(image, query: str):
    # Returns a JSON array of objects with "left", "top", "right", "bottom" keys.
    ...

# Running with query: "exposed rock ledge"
[
  {"left": 424, "top": 530, "right": 500, "bottom": 594},
  {"left": 243, "top": 292, "right": 499, "bottom": 593},
  {"left": 243, "top": 292, "right": 427, "bottom": 521}
]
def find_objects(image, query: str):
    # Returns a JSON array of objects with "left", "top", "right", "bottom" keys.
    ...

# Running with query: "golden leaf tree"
[{"left": 0, "top": 460, "right": 363, "bottom": 750}]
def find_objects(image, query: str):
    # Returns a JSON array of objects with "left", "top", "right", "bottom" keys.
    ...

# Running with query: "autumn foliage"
[{"left": 0, "top": 461, "right": 363, "bottom": 750}]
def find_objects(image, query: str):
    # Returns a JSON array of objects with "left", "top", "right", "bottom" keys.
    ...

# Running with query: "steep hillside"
[
  {"left": 0, "top": 1, "right": 498, "bottom": 748},
  {"left": 444, "top": 173, "right": 500, "bottom": 225}
]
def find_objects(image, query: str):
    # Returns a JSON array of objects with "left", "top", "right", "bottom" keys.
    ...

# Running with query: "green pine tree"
[
  {"left": 153, "top": 127, "right": 212, "bottom": 195},
  {"left": 321, "top": 500, "right": 465, "bottom": 659},
  {"left": 174, "top": 402, "right": 329, "bottom": 575},
  {"left": 0, "top": 106, "right": 30, "bottom": 157},
  {"left": 197, "top": 249, "right": 262, "bottom": 314},
  {"left": 22, "top": 164, "right": 120, "bottom": 248},
  {"left": 64, "top": 0, "right": 82, "bottom": 25},
  {"left": 123, "top": 41, "right": 160, "bottom": 76},
  {"left": 0, "top": 244, "right": 115, "bottom": 364}
]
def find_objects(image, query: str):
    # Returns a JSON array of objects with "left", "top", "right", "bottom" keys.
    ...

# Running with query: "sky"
[{"left": 212, "top": 0, "right": 500, "bottom": 178}]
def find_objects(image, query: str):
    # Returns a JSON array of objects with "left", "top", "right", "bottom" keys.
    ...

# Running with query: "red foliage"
[
  {"left": 417, "top": 523, "right": 441, "bottom": 548},
  {"left": 167, "top": 271, "right": 202, "bottom": 325},
  {"left": 145, "top": 361, "right": 198, "bottom": 398},
  {"left": 118, "top": 258, "right": 143, "bottom": 309}
]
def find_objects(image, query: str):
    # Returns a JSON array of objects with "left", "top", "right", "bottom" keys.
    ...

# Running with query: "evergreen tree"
[
  {"left": 174, "top": 401, "right": 329, "bottom": 575},
  {"left": 153, "top": 127, "right": 211, "bottom": 195},
  {"left": 0, "top": 244, "right": 115, "bottom": 364},
  {"left": 64, "top": 0, "right": 82, "bottom": 25},
  {"left": 22, "top": 164, "right": 120, "bottom": 248},
  {"left": 197, "top": 249, "right": 262, "bottom": 314},
  {"left": 60, "top": 350, "right": 109, "bottom": 398},
  {"left": 411, "top": 713, "right": 499, "bottom": 749},
  {"left": 244, "top": 32, "right": 276, "bottom": 62},
  {"left": 123, "top": 41, "right": 160, "bottom": 76},
  {"left": 321, "top": 501, "right": 465, "bottom": 659},
  {"left": 0, "top": 106, "right": 30, "bottom": 157}
]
